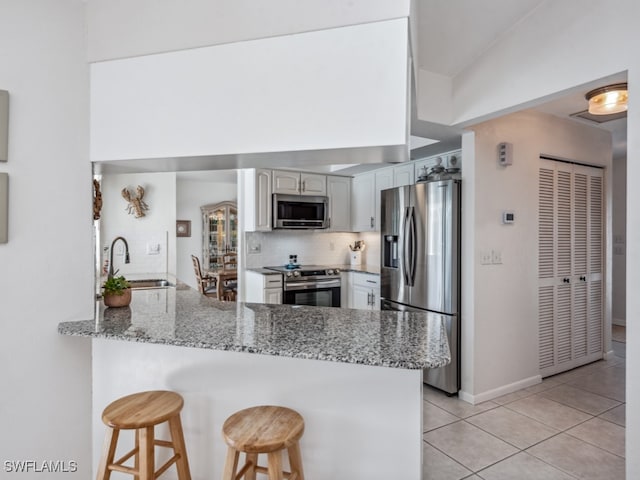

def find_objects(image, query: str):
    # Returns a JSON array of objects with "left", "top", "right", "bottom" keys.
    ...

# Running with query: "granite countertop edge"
[{"left": 58, "top": 284, "right": 449, "bottom": 371}]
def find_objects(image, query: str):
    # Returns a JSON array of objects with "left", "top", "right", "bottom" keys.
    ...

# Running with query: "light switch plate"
[
  {"left": 0, "top": 173, "right": 7, "bottom": 243},
  {"left": 0, "top": 90, "right": 8, "bottom": 162}
]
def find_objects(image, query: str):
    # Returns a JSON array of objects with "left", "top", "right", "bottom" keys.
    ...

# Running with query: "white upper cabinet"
[
  {"left": 351, "top": 168, "right": 397, "bottom": 232},
  {"left": 301, "top": 173, "right": 327, "bottom": 195},
  {"left": 393, "top": 163, "right": 414, "bottom": 187},
  {"left": 327, "top": 175, "right": 351, "bottom": 232},
  {"left": 273, "top": 170, "right": 327, "bottom": 196},
  {"left": 242, "top": 168, "right": 272, "bottom": 232},
  {"left": 374, "top": 168, "right": 394, "bottom": 231},
  {"left": 351, "top": 172, "right": 376, "bottom": 232}
]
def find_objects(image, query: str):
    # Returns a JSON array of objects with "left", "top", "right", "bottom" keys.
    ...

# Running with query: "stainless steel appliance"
[
  {"left": 380, "top": 179, "right": 461, "bottom": 394},
  {"left": 273, "top": 194, "right": 329, "bottom": 229},
  {"left": 264, "top": 265, "right": 341, "bottom": 307}
]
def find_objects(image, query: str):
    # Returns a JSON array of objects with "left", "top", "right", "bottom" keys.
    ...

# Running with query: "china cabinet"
[{"left": 201, "top": 201, "right": 238, "bottom": 270}]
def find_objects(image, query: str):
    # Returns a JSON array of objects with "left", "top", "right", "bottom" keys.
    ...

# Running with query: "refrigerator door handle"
[
  {"left": 408, "top": 206, "right": 417, "bottom": 285},
  {"left": 402, "top": 206, "right": 411, "bottom": 286}
]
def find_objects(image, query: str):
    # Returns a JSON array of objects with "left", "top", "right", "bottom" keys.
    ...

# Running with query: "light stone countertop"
[{"left": 59, "top": 283, "right": 449, "bottom": 370}]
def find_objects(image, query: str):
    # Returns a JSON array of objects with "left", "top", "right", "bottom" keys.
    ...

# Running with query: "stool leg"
[
  {"left": 266, "top": 451, "right": 284, "bottom": 480},
  {"left": 134, "top": 429, "right": 140, "bottom": 480},
  {"left": 138, "top": 426, "right": 155, "bottom": 480},
  {"left": 222, "top": 447, "right": 240, "bottom": 480},
  {"left": 96, "top": 427, "right": 119, "bottom": 480},
  {"left": 245, "top": 453, "right": 258, "bottom": 480},
  {"left": 287, "top": 442, "right": 305, "bottom": 480},
  {"left": 168, "top": 415, "right": 192, "bottom": 480}
]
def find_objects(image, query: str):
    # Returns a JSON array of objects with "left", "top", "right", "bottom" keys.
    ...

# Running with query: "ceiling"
[
  {"left": 411, "top": 1, "right": 627, "bottom": 160},
  {"left": 97, "top": 3, "right": 627, "bottom": 175},
  {"left": 415, "top": 0, "right": 546, "bottom": 78}
]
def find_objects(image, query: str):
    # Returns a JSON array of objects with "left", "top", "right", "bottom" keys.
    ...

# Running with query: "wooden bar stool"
[
  {"left": 221, "top": 405, "right": 305, "bottom": 480},
  {"left": 96, "top": 390, "right": 191, "bottom": 480}
]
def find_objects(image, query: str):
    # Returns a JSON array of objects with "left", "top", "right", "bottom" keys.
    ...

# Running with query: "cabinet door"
[
  {"left": 272, "top": 170, "right": 301, "bottom": 194},
  {"left": 301, "top": 173, "right": 327, "bottom": 195},
  {"left": 254, "top": 169, "right": 272, "bottom": 231},
  {"left": 374, "top": 168, "right": 394, "bottom": 230},
  {"left": 327, "top": 175, "right": 351, "bottom": 231},
  {"left": 351, "top": 173, "right": 376, "bottom": 231},
  {"left": 264, "top": 288, "right": 283, "bottom": 304},
  {"left": 351, "top": 283, "right": 373, "bottom": 310},
  {"left": 393, "top": 163, "right": 415, "bottom": 187}
]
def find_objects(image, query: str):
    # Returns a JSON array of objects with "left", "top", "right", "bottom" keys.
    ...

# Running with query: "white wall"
[
  {"left": 612, "top": 155, "right": 626, "bottom": 325},
  {"left": 461, "top": 110, "right": 612, "bottom": 402},
  {"left": 100, "top": 172, "right": 177, "bottom": 277},
  {"left": 436, "top": 1, "right": 640, "bottom": 473},
  {"left": 0, "top": 1, "right": 92, "bottom": 477},
  {"left": 89, "top": 19, "right": 409, "bottom": 162},
  {"left": 86, "top": 0, "right": 410, "bottom": 62},
  {"left": 176, "top": 175, "right": 237, "bottom": 289}
]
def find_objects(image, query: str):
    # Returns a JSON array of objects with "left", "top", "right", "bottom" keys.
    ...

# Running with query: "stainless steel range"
[{"left": 264, "top": 265, "right": 341, "bottom": 307}]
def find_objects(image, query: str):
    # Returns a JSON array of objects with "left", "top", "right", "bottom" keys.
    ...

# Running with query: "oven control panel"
[{"left": 284, "top": 268, "right": 340, "bottom": 280}]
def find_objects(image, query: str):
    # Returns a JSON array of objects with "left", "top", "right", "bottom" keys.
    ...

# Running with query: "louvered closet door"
[{"left": 538, "top": 159, "right": 604, "bottom": 377}]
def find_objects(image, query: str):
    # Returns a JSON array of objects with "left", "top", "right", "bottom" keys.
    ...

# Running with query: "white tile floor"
[{"left": 423, "top": 339, "right": 626, "bottom": 480}]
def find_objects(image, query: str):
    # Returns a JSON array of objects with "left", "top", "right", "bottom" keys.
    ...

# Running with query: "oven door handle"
[{"left": 284, "top": 280, "right": 341, "bottom": 291}]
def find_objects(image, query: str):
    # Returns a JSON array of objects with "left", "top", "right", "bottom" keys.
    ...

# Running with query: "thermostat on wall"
[{"left": 502, "top": 211, "right": 515, "bottom": 224}]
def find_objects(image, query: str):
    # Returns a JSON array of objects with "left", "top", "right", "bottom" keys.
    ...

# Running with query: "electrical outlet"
[
  {"left": 146, "top": 243, "right": 160, "bottom": 255},
  {"left": 248, "top": 243, "right": 261, "bottom": 254}
]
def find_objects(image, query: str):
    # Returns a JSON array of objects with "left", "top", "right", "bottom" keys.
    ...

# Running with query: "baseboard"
[
  {"left": 459, "top": 375, "right": 542, "bottom": 405},
  {"left": 612, "top": 318, "right": 626, "bottom": 327},
  {"left": 604, "top": 350, "right": 617, "bottom": 360}
]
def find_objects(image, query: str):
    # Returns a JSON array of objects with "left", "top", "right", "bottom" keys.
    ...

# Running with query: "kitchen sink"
[{"left": 127, "top": 279, "right": 173, "bottom": 289}]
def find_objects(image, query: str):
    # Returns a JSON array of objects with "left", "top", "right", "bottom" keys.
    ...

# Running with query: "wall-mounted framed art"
[{"left": 176, "top": 220, "right": 191, "bottom": 237}]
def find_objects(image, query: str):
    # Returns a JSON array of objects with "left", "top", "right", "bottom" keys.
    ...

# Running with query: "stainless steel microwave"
[{"left": 273, "top": 194, "right": 329, "bottom": 229}]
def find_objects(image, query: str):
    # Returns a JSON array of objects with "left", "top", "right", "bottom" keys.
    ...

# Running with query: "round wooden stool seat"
[
  {"left": 96, "top": 390, "right": 191, "bottom": 480},
  {"left": 221, "top": 405, "right": 305, "bottom": 480},
  {"left": 102, "top": 390, "right": 184, "bottom": 429}
]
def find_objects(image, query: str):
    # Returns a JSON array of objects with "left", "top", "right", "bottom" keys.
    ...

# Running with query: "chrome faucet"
[{"left": 108, "top": 236, "right": 130, "bottom": 279}]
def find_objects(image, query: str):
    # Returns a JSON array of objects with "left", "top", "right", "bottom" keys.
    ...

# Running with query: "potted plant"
[{"left": 102, "top": 275, "right": 132, "bottom": 308}]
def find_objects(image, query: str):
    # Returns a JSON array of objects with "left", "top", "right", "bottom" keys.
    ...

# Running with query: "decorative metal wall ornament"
[
  {"left": 93, "top": 179, "right": 103, "bottom": 221},
  {"left": 121, "top": 185, "right": 149, "bottom": 218}
]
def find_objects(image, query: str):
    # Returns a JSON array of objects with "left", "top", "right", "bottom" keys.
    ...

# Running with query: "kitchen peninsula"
[{"left": 59, "top": 283, "right": 450, "bottom": 479}]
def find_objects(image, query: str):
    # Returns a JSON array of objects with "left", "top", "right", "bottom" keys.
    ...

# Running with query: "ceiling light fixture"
[{"left": 585, "top": 82, "right": 628, "bottom": 115}]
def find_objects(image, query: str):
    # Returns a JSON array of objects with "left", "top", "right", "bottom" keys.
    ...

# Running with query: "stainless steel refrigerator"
[{"left": 380, "top": 179, "right": 461, "bottom": 394}]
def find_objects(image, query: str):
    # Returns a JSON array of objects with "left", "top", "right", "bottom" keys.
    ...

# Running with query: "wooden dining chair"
[
  {"left": 222, "top": 252, "right": 237, "bottom": 271},
  {"left": 221, "top": 252, "right": 238, "bottom": 301},
  {"left": 191, "top": 254, "right": 218, "bottom": 298}
]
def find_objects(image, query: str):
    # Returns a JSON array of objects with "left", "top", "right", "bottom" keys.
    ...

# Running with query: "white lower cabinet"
[
  {"left": 245, "top": 271, "right": 283, "bottom": 304},
  {"left": 263, "top": 287, "right": 283, "bottom": 305},
  {"left": 348, "top": 272, "right": 380, "bottom": 310}
]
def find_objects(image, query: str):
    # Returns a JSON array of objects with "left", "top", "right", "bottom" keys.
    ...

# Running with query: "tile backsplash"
[
  {"left": 245, "top": 231, "right": 379, "bottom": 268},
  {"left": 102, "top": 230, "right": 168, "bottom": 276}
]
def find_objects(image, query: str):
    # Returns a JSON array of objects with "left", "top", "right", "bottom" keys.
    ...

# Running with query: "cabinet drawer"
[
  {"left": 263, "top": 275, "right": 283, "bottom": 288},
  {"left": 352, "top": 273, "right": 380, "bottom": 288}
]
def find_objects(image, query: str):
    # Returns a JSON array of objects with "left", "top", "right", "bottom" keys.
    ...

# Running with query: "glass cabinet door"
[{"left": 201, "top": 201, "right": 238, "bottom": 270}]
